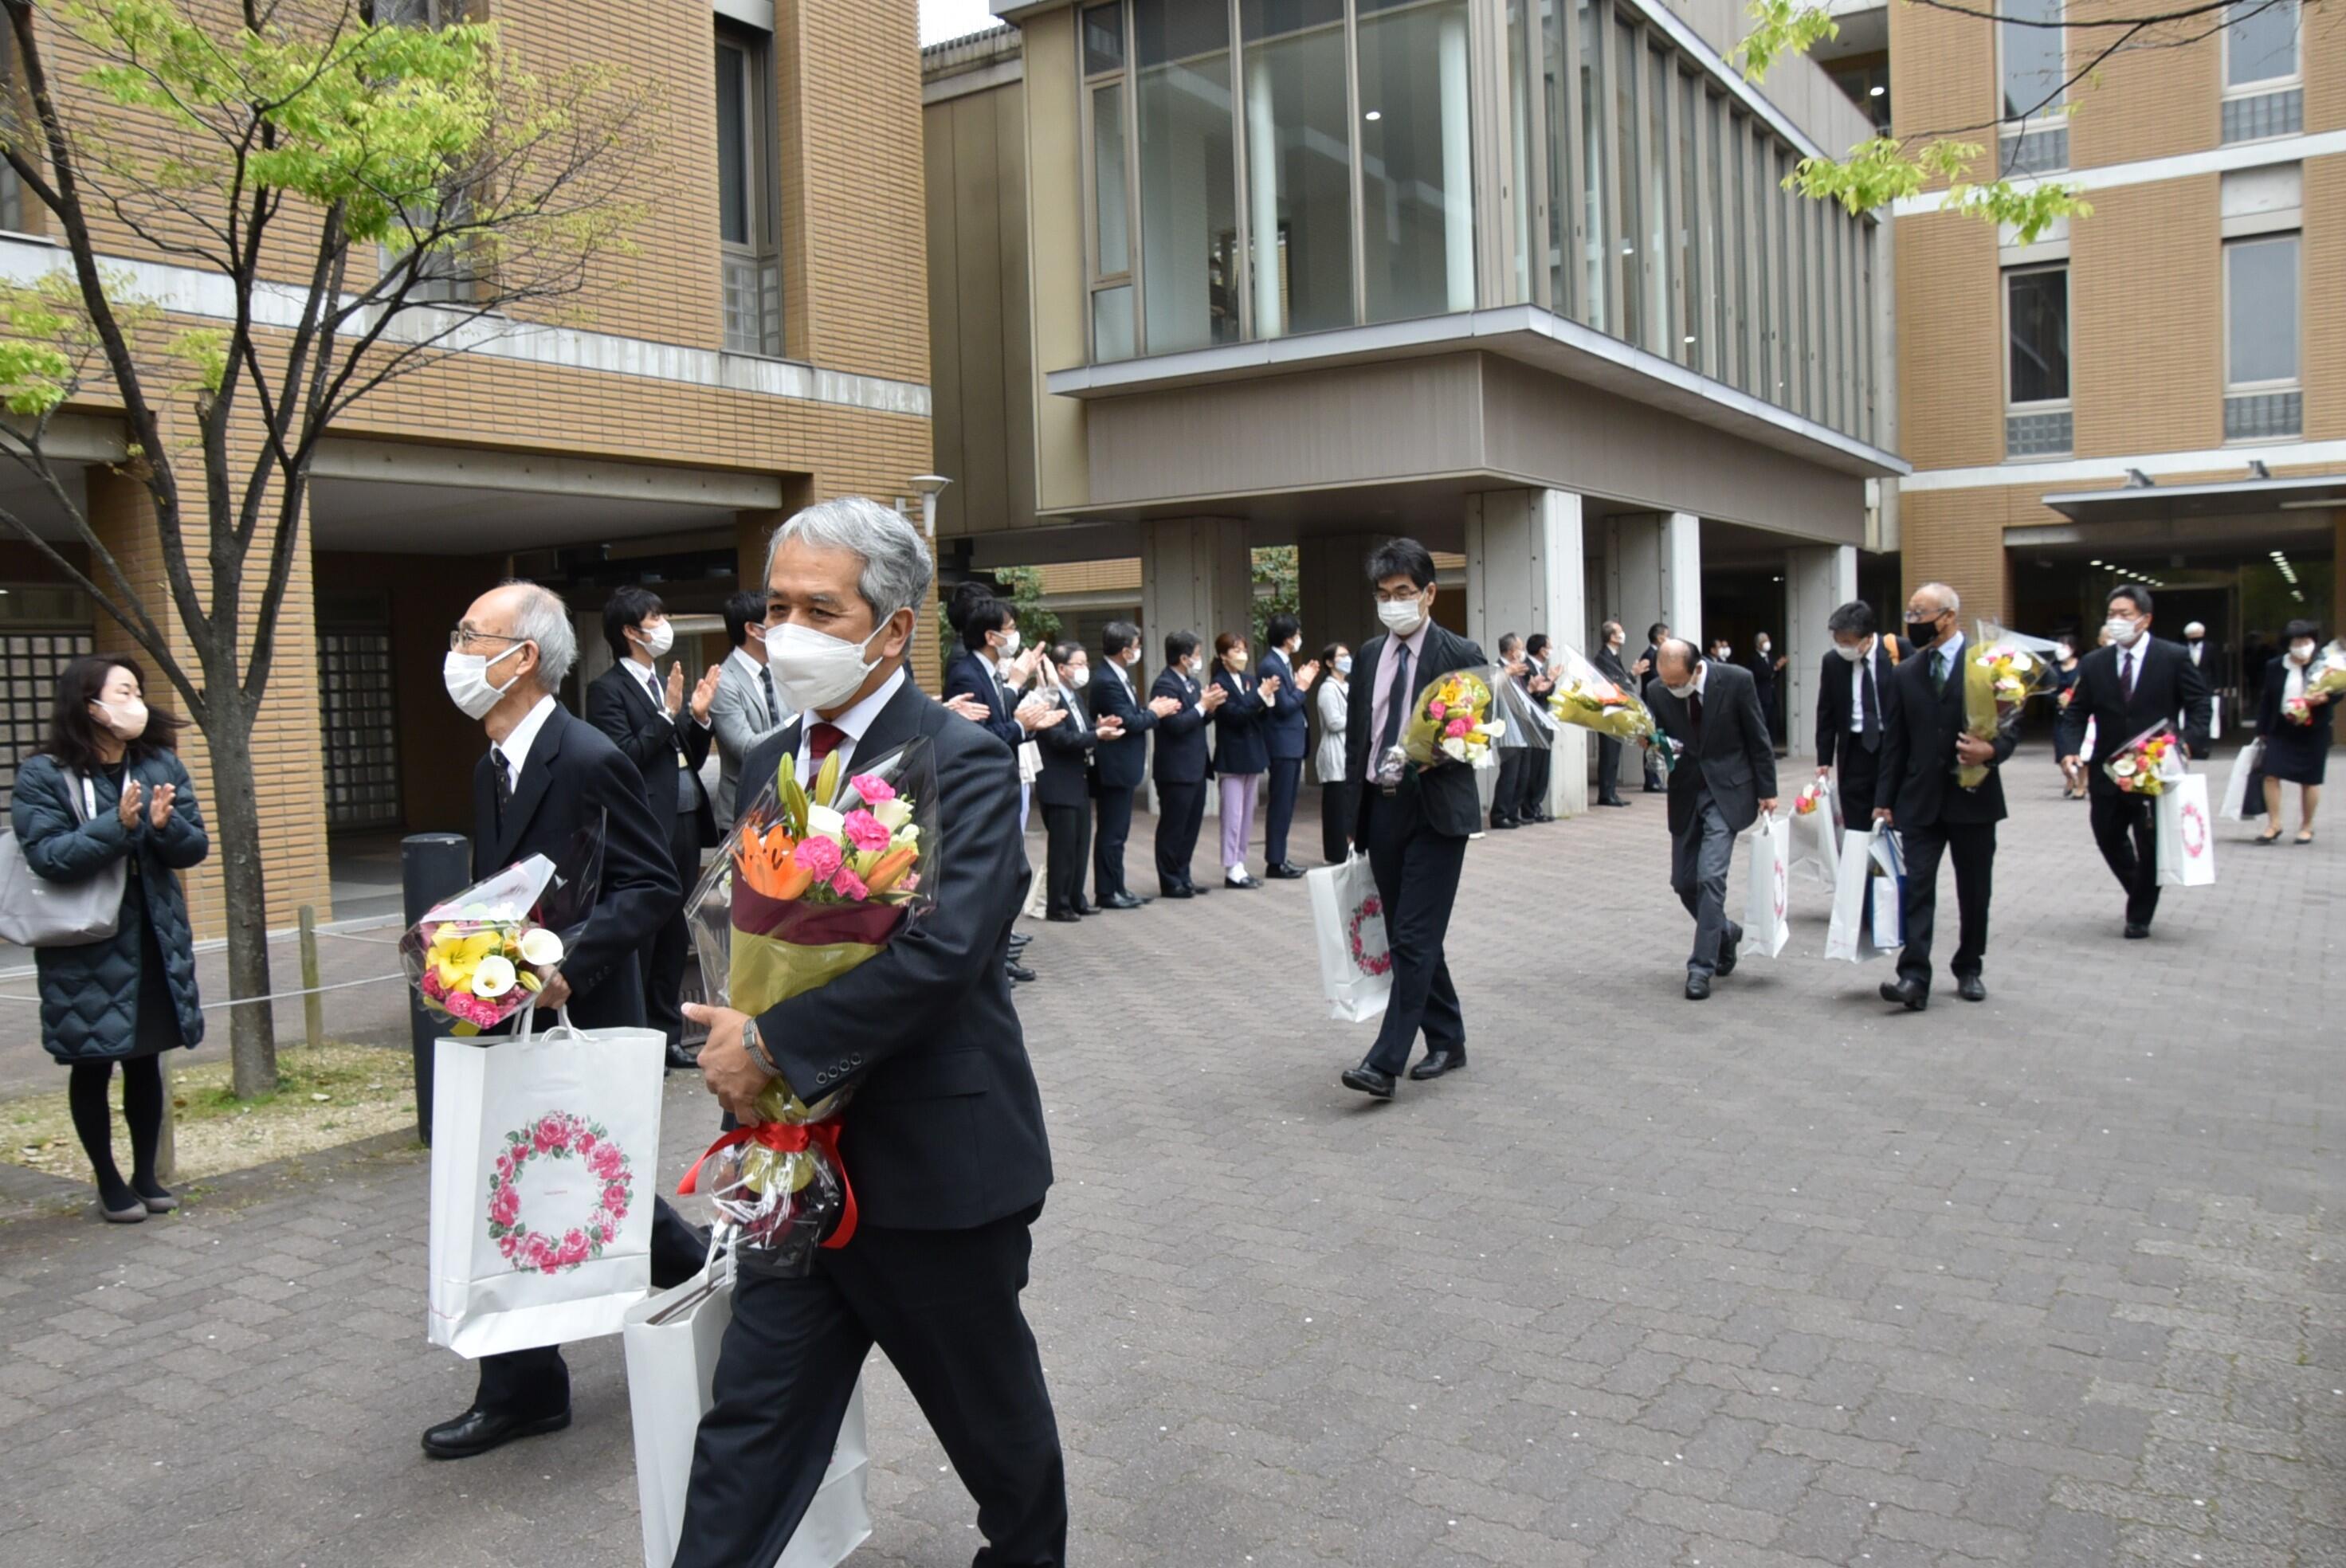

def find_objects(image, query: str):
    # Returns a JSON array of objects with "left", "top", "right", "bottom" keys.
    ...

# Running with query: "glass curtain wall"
[
  {"left": 1241, "top": 0, "right": 1355, "bottom": 337},
  {"left": 1359, "top": 0, "right": 1477, "bottom": 322},
  {"left": 1134, "top": 0, "right": 1238, "bottom": 354}
]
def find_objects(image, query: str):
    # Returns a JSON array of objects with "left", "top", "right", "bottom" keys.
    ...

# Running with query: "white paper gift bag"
[
  {"left": 623, "top": 1253, "right": 872, "bottom": 1568},
  {"left": 426, "top": 1006, "right": 667, "bottom": 1357},
  {"left": 1868, "top": 829, "right": 1906, "bottom": 949},
  {"left": 1826, "top": 827, "right": 1901, "bottom": 962},
  {"left": 1788, "top": 798, "right": 1840, "bottom": 888},
  {"left": 1308, "top": 853, "right": 1392, "bottom": 1022},
  {"left": 2156, "top": 773, "right": 2218, "bottom": 888},
  {"left": 2220, "top": 739, "right": 2263, "bottom": 822},
  {"left": 1740, "top": 813, "right": 1791, "bottom": 959}
]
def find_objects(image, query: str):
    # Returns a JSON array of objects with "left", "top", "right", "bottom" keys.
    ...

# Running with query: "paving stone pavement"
[{"left": 1, "top": 754, "right": 2339, "bottom": 1568}]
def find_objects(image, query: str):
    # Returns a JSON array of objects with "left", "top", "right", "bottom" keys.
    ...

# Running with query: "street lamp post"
[{"left": 908, "top": 472, "right": 951, "bottom": 540}]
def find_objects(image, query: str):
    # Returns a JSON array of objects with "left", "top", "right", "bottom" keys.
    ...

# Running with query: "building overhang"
[
  {"left": 2037, "top": 473, "right": 2346, "bottom": 525},
  {"left": 1045, "top": 305, "right": 1909, "bottom": 483}
]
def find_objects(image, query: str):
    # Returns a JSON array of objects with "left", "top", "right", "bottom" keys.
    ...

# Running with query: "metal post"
[
  {"left": 297, "top": 904, "right": 323, "bottom": 1051},
  {"left": 401, "top": 833, "right": 471, "bottom": 1145}
]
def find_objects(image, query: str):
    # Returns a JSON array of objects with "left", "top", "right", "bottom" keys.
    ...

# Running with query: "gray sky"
[{"left": 921, "top": 0, "right": 1000, "bottom": 45}]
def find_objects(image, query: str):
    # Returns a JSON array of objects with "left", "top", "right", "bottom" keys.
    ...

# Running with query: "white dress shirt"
[
  {"left": 790, "top": 667, "right": 908, "bottom": 789},
  {"left": 496, "top": 693, "right": 558, "bottom": 794}
]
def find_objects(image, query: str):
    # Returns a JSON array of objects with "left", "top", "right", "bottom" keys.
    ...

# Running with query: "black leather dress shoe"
[
  {"left": 664, "top": 1043, "right": 698, "bottom": 1072},
  {"left": 1528, "top": 810, "right": 1555, "bottom": 822},
  {"left": 1005, "top": 960, "right": 1037, "bottom": 983},
  {"left": 1713, "top": 933, "right": 1741, "bottom": 978},
  {"left": 1046, "top": 910, "right": 1081, "bottom": 924},
  {"left": 1407, "top": 1050, "right": 1465, "bottom": 1081},
  {"left": 1880, "top": 977, "right": 1928, "bottom": 1011},
  {"left": 1340, "top": 1064, "right": 1396, "bottom": 1100},
  {"left": 1644, "top": 783, "right": 1666, "bottom": 794},
  {"left": 1187, "top": 880, "right": 1210, "bottom": 896},
  {"left": 1159, "top": 884, "right": 1195, "bottom": 900},
  {"left": 1956, "top": 974, "right": 1987, "bottom": 1002},
  {"left": 1265, "top": 863, "right": 1306, "bottom": 880},
  {"left": 1103, "top": 891, "right": 1148, "bottom": 909},
  {"left": 422, "top": 1403, "right": 571, "bottom": 1460},
  {"left": 2123, "top": 922, "right": 2149, "bottom": 939},
  {"left": 1685, "top": 972, "right": 1712, "bottom": 1000},
  {"left": 1225, "top": 873, "right": 1261, "bottom": 889},
  {"left": 1598, "top": 797, "right": 1630, "bottom": 808}
]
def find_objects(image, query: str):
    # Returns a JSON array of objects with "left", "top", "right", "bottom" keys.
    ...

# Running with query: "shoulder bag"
[{"left": 0, "top": 770, "right": 129, "bottom": 947}]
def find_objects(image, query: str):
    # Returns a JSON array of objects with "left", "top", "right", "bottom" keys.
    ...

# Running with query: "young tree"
[
  {"left": 0, "top": 0, "right": 652, "bottom": 1096},
  {"left": 1740, "top": 0, "right": 2311, "bottom": 237}
]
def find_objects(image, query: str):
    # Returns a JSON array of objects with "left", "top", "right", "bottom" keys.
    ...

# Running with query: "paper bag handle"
[{"left": 516, "top": 1001, "right": 581, "bottom": 1044}]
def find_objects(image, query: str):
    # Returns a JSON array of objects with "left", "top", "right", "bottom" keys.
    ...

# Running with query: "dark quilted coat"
[{"left": 9, "top": 750, "right": 209, "bottom": 1062}]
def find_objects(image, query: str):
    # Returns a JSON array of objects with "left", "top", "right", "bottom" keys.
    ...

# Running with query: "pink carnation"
[
  {"left": 842, "top": 809, "right": 892, "bottom": 854},
  {"left": 795, "top": 837, "right": 844, "bottom": 880},
  {"left": 1427, "top": 700, "right": 1448, "bottom": 721},
  {"left": 848, "top": 773, "right": 895, "bottom": 805},
  {"left": 830, "top": 866, "right": 870, "bottom": 901},
  {"left": 1443, "top": 717, "right": 1470, "bottom": 739}
]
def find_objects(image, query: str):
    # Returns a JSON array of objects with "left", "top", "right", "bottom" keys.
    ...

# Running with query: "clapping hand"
[
  {"left": 1257, "top": 674, "right": 1281, "bottom": 703},
  {"left": 1632, "top": 657, "right": 1652, "bottom": 677},
  {"left": 1148, "top": 694, "right": 1182, "bottom": 717},
  {"left": 689, "top": 664, "right": 723, "bottom": 723},
  {"left": 1010, "top": 647, "right": 1044, "bottom": 684},
  {"left": 1295, "top": 660, "right": 1320, "bottom": 692},
  {"left": 1201, "top": 682, "right": 1229, "bottom": 711},
  {"left": 1028, "top": 707, "right": 1069, "bottom": 731},
  {"left": 945, "top": 692, "right": 990, "bottom": 723},
  {"left": 116, "top": 779, "right": 143, "bottom": 829},
  {"left": 145, "top": 782, "right": 176, "bottom": 830},
  {"left": 1097, "top": 716, "right": 1126, "bottom": 739},
  {"left": 663, "top": 661, "right": 687, "bottom": 716}
]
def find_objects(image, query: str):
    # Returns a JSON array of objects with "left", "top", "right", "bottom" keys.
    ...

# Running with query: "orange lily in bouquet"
[
  {"left": 677, "top": 740, "right": 939, "bottom": 1275},
  {"left": 2103, "top": 722, "right": 2183, "bottom": 797}
]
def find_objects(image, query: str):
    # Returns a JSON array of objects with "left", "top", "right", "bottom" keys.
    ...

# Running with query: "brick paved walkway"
[{"left": 2, "top": 757, "right": 2339, "bottom": 1567}]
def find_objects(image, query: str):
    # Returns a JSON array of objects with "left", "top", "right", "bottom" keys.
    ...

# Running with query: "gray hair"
[
  {"left": 501, "top": 579, "right": 579, "bottom": 691},
  {"left": 763, "top": 496, "right": 933, "bottom": 625},
  {"left": 1917, "top": 582, "right": 1960, "bottom": 615}
]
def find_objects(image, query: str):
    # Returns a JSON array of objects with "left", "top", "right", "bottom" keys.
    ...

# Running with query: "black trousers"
[
  {"left": 1093, "top": 784, "right": 1136, "bottom": 900},
  {"left": 1896, "top": 819, "right": 1995, "bottom": 988},
  {"left": 1595, "top": 735, "right": 1623, "bottom": 802},
  {"left": 673, "top": 1206, "right": 1066, "bottom": 1568},
  {"left": 1834, "top": 741, "right": 1883, "bottom": 833},
  {"left": 1319, "top": 778, "right": 1356, "bottom": 864},
  {"left": 1264, "top": 757, "right": 1304, "bottom": 866},
  {"left": 1153, "top": 778, "right": 1206, "bottom": 892},
  {"left": 2089, "top": 789, "right": 2163, "bottom": 926},
  {"left": 475, "top": 1197, "right": 707, "bottom": 1413},
  {"left": 1523, "top": 745, "right": 1553, "bottom": 814},
  {"left": 1041, "top": 801, "right": 1091, "bottom": 915},
  {"left": 1360, "top": 790, "right": 1468, "bottom": 1075},
  {"left": 1491, "top": 751, "right": 1528, "bottom": 825},
  {"left": 641, "top": 809, "right": 700, "bottom": 1045}
]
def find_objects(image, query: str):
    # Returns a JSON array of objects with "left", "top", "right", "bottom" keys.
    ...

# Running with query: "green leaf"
[
  {"left": 1732, "top": 0, "right": 1838, "bottom": 82},
  {"left": 813, "top": 746, "right": 843, "bottom": 809}
]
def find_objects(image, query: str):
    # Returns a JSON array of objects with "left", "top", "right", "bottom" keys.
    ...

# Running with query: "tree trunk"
[{"left": 205, "top": 689, "right": 279, "bottom": 1098}]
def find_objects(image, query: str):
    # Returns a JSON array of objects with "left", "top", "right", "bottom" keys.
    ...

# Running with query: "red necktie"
[{"left": 807, "top": 723, "right": 845, "bottom": 766}]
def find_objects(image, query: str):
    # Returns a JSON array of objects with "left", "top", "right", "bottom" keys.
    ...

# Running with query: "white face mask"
[
  {"left": 94, "top": 697, "right": 149, "bottom": 739},
  {"left": 996, "top": 628, "right": 1022, "bottom": 657},
  {"left": 1334, "top": 655, "right": 1354, "bottom": 676},
  {"left": 635, "top": 618, "right": 674, "bottom": 659},
  {"left": 767, "top": 619, "right": 887, "bottom": 713},
  {"left": 2054, "top": 644, "right": 2073, "bottom": 662},
  {"left": 2289, "top": 642, "right": 2316, "bottom": 664},
  {"left": 444, "top": 641, "right": 526, "bottom": 720},
  {"left": 1377, "top": 596, "right": 1425, "bottom": 636},
  {"left": 1756, "top": 640, "right": 1771, "bottom": 654},
  {"left": 1067, "top": 666, "right": 1090, "bottom": 690},
  {"left": 1185, "top": 656, "right": 1202, "bottom": 676},
  {"left": 1664, "top": 677, "right": 1698, "bottom": 700},
  {"left": 2104, "top": 617, "right": 2144, "bottom": 649},
  {"left": 1834, "top": 639, "right": 1868, "bottom": 663}
]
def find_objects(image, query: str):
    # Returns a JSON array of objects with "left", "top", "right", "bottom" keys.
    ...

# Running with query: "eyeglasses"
[
  {"left": 449, "top": 625, "right": 523, "bottom": 652},
  {"left": 1372, "top": 587, "right": 1424, "bottom": 604}
]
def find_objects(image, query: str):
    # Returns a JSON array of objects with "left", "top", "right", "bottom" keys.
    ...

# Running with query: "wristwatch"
[{"left": 741, "top": 1016, "right": 780, "bottom": 1077}]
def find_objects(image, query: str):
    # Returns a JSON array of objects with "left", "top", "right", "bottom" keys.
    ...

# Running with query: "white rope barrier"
[{"left": 0, "top": 971, "right": 406, "bottom": 1009}]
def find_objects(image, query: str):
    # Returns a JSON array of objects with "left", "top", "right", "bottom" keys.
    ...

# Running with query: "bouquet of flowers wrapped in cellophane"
[
  {"left": 1792, "top": 778, "right": 1834, "bottom": 821},
  {"left": 398, "top": 822, "right": 602, "bottom": 1033},
  {"left": 677, "top": 739, "right": 940, "bottom": 1276},
  {"left": 2297, "top": 641, "right": 2346, "bottom": 716},
  {"left": 1543, "top": 645, "right": 1680, "bottom": 773},
  {"left": 1958, "top": 635, "right": 2051, "bottom": 788},
  {"left": 1398, "top": 667, "right": 1505, "bottom": 771},
  {"left": 2103, "top": 721, "right": 2185, "bottom": 797}
]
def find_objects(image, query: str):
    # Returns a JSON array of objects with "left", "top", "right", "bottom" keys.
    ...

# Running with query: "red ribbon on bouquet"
[{"left": 676, "top": 1119, "right": 858, "bottom": 1251}]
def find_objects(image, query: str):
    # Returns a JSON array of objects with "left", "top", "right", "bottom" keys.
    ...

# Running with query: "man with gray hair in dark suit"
[{"left": 1644, "top": 639, "right": 1777, "bottom": 1000}]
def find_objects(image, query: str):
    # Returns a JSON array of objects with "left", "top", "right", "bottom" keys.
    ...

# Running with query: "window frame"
[
  {"left": 715, "top": 23, "right": 783, "bottom": 357},
  {"left": 2221, "top": 0, "right": 2299, "bottom": 92},
  {"left": 1995, "top": 0, "right": 2069, "bottom": 174},
  {"left": 2222, "top": 230, "right": 2300, "bottom": 394},
  {"left": 2002, "top": 261, "right": 2073, "bottom": 456}
]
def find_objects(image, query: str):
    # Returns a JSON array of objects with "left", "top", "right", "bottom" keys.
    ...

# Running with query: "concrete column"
[
  {"left": 1140, "top": 518, "right": 1253, "bottom": 813},
  {"left": 1783, "top": 543, "right": 1858, "bottom": 768},
  {"left": 1602, "top": 511, "right": 1703, "bottom": 655},
  {"left": 1296, "top": 532, "right": 1382, "bottom": 662},
  {"left": 1467, "top": 488, "right": 1587, "bottom": 817}
]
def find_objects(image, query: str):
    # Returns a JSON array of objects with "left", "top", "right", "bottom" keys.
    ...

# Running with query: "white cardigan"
[{"left": 1313, "top": 676, "right": 1349, "bottom": 781}]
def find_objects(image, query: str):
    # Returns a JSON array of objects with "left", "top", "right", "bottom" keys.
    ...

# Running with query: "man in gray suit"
[
  {"left": 710, "top": 588, "right": 790, "bottom": 829},
  {"left": 1645, "top": 639, "right": 1777, "bottom": 1000}
]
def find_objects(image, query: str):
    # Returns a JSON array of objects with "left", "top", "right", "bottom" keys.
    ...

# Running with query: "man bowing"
[
  {"left": 677, "top": 498, "right": 1065, "bottom": 1568},
  {"left": 1646, "top": 640, "right": 1776, "bottom": 1000}
]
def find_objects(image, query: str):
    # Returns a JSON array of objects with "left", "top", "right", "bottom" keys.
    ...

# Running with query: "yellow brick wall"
[
  {"left": 2308, "top": 3, "right": 2346, "bottom": 135},
  {"left": 2307, "top": 153, "right": 2345, "bottom": 442},
  {"left": 1899, "top": 488, "right": 2019, "bottom": 631},
  {"left": 2070, "top": 177, "right": 2223, "bottom": 457},
  {"left": 1893, "top": 209, "right": 2003, "bottom": 472},
  {"left": 2066, "top": 4, "right": 2218, "bottom": 170},
  {"left": 1888, "top": 2, "right": 1995, "bottom": 193}
]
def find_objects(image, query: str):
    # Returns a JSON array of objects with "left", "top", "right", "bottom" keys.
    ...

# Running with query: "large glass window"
[
  {"left": 1644, "top": 49, "right": 1670, "bottom": 355},
  {"left": 2225, "top": 0, "right": 2297, "bottom": 87},
  {"left": 2226, "top": 234, "right": 2298, "bottom": 386},
  {"left": 1706, "top": 91, "right": 1728, "bottom": 384},
  {"left": 1359, "top": 0, "right": 1477, "bottom": 323},
  {"left": 1676, "top": 69, "right": 1699, "bottom": 367},
  {"left": 1579, "top": 0, "right": 1610, "bottom": 331},
  {"left": 1999, "top": 0, "right": 2065, "bottom": 121},
  {"left": 1542, "top": 0, "right": 1571, "bottom": 317},
  {"left": 1611, "top": 20, "right": 1642, "bottom": 345},
  {"left": 1241, "top": 0, "right": 1355, "bottom": 337},
  {"left": 1134, "top": 0, "right": 1238, "bottom": 353},
  {"left": 1093, "top": 81, "right": 1132, "bottom": 279},
  {"left": 716, "top": 27, "right": 779, "bottom": 355},
  {"left": 2007, "top": 267, "right": 2068, "bottom": 403},
  {"left": 1751, "top": 122, "right": 1773, "bottom": 400}
]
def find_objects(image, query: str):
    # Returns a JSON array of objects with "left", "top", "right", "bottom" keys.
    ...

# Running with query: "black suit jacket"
[
  {"left": 1344, "top": 621, "right": 1488, "bottom": 841},
  {"left": 2056, "top": 637, "right": 2212, "bottom": 796},
  {"left": 943, "top": 649, "right": 1025, "bottom": 751},
  {"left": 1815, "top": 634, "right": 1911, "bottom": 766},
  {"left": 737, "top": 680, "right": 1051, "bottom": 1230},
  {"left": 1594, "top": 645, "right": 1634, "bottom": 690},
  {"left": 470, "top": 704, "right": 681, "bottom": 1031},
  {"left": 585, "top": 661, "right": 716, "bottom": 848},
  {"left": 1259, "top": 649, "right": 1310, "bottom": 762},
  {"left": 1032, "top": 684, "right": 1097, "bottom": 808},
  {"left": 1210, "top": 666, "right": 1271, "bottom": 774},
  {"left": 1649, "top": 661, "right": 1776, "bottom": 837},
  {"left": 1874, "top": 638, "right": 2013, "bottom": 828},
  {"left": 1088, "top": 662, "right": 1155, "bottom": 790},
  {"left": 1149, "top": 666, "right": 1210, "bottom": 784},
  {"left": 2258, "top": 656, "right": 2338, "bottom": 744}
]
